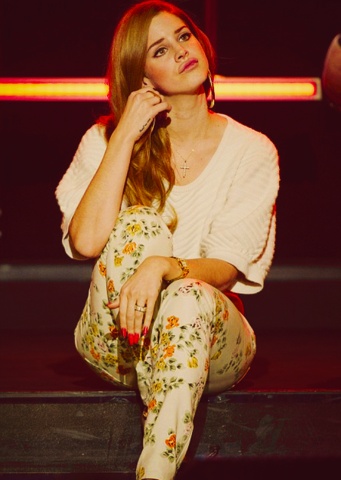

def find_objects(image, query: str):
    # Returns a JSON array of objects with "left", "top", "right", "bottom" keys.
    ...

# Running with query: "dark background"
[{"left": 0, "top": 0, "right": 340, "bottom": 265}]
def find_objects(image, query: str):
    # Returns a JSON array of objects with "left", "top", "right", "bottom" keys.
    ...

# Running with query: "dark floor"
[{"left": 1, "top": 328, "right": 341, "bottom": 393}]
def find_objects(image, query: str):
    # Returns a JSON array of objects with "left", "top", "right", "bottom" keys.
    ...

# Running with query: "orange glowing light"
[
  {"left": 214, "top": 76, "right": 320, "bottom": 100},
  {"left": 0, "top": 76, "right": 321, "bottom": 101},
  {"left": 0, "top": 78, "right": 108, "bottom": 101}
]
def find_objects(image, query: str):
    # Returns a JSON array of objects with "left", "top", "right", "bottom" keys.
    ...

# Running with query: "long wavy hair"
[{"left": 100, "top": 0, "right": 216, "bottom": 227}]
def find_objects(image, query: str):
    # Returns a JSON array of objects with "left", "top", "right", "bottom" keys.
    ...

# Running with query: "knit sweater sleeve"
[
  {"left": 200, "top": 129, "right": 280, "bottom": 294},
  {"left": 55, "top": 124, "right": 108, "bottom": 259}
]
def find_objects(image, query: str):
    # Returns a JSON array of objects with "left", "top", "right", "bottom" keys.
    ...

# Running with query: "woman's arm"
[
  {"left": 69, "top": 88, "right": 170, "bottom": 258},
  {"left": 109, "top": 255, "right": 237, "bottom": 341}
]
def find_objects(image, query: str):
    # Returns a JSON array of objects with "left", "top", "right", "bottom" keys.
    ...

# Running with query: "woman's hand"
[
  {"left": 115, "top": 87, "right": 171, "bottom": 144},
  {"left": 107, "top": 256, "right": 169, "bottom": 345}
]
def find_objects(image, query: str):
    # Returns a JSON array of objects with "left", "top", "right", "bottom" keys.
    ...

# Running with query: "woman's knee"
[
  {"left": 163, "top": 278, "right": 217, "bottom": 311},
  {"left": 104, "top": 205, "right": 173, "bottom": 258}
]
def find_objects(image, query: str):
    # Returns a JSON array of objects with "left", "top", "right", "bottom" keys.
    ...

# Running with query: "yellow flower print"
[
  {"left": 160, "top": 332, "right": 171, "bottom": 347},
  {"left": 90, "top": 347, "right": 100, "bottom": 361},
  {"left": 152, "top": 381, "right": 163, "bottom": 394},
  {"left": 98, "top": 261, "right": 106, "bottom": 276},
  {"left": 215, "top": 318, "right": 222, "bottom": 331},
  {"left": 166, "top": 315, "right": 180, "bottom": 329},
  {"left": 126, "top": 223, "right": 142, "bottom": 235},
  {"left": 137, "top": 466, "right": 145, "bottom": 480},
  {"left": 165, "top": 433, "right": 176, "bottom": 449},
  {"left": 104, "top": 353, "right": 117, "bottom": 366},
  {"left": 122, "top": 242, "right": 136, "bottom": 254},
  {"left": 127, "top": 205, "right": 143, "bottom": 215},
  {"left": 211, "top": 350, "right": 222, "bottom": 361},
  {"left": 245, "top": 342, "right": 252, "bottom": 357},
  {"left": 151, "top": 344, "right": 159, "bottom": 359},
  {"left": 114, "top": 256, "right": 123, "bottom": 267},
  {"left": 164, "top": 344, "right": 175, "bottom": 358},
  {"left": 90, "top": 324, "right": 99, "bottom": 336},
  {"left": 156, "top": 358, "right": 166, "bottom": 371},
  {"left": 188, "top": 356, "right": 199, "bottom": 368},
  {"left": 107, "top": 279, "right": 115, "bottom": 293}
]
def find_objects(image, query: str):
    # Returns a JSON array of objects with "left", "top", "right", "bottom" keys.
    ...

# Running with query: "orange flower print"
[
  {"left": 148, "top": 398, "right": 157, "bottom": 411},
  {"left": 222, "top": 309, "right": 229, "bottom": 321},
  {"left": 165, "top": 433, "right": 176, "bottom": 449},
  {"left": 107, "top": 279, "right": 115, "bottom": 293},
  {"left": 90, "top": 347, "right": 100, "bottom": 361},
  {"left": 211, "top": 335, "right": 218, "bottom": 347},
  {"left": 99, "top": 261, "right": 106, "bottom": 277},
  {"left": 205, "top": 358, "right": 209, "bottom": 371},
  {"left": 109, "top": 325, "right": 119, "bottom": 339},
  {"left": 166, "top": 316, "right": 180, "bottom": 329},
  {"left": 164, "top": 344, "right": 175, "bottom": 358},
  {"left": 123, "top": 242, "right": 136, "bottom": 254}
]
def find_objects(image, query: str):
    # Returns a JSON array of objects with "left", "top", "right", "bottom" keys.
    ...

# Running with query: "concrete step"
[{"left": 1, "top": 392, "right": 340, "bottom": 477}]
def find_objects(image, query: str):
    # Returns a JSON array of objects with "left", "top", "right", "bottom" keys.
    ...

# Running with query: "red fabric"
[{"left": 223, "top": 291, "right": 245, "bottom": 315}]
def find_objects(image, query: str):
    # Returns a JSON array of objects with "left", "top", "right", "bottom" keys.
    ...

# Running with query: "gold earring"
[{"left": 207, "top": 71, "right": 215, "bottom": 109}]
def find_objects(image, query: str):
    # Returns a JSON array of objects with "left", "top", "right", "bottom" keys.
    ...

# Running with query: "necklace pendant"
[{"left": 180, "top": 160, "right": 190, "bottom": 178}]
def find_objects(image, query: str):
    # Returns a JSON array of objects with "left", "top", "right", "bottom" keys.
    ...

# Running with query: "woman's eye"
[
  {"left": 180, "top": 32, "right": 191, "bottom": 42},
  {"left": 154, "top": 47, "right": 167, "bottom": 57}
]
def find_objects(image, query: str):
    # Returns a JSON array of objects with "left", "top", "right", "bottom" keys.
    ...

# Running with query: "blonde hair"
[{"left": 100, "top": 1, "right": 216, "bottom": 228}]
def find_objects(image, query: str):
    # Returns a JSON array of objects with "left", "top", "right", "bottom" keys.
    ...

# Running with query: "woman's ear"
[{"left": 142, "top": 76, "right": 153, "bottom": 88}]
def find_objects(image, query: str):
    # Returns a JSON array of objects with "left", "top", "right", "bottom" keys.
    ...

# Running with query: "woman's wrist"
[{"left": 164, "top": 257, "right": 189, "bottom": 284}]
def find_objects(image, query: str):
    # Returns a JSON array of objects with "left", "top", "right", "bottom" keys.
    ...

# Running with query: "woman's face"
[{"left": 144, "top": 12, "right": 209, "bottom": 97}]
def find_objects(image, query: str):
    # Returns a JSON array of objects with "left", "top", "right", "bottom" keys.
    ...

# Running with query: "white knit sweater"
[{"left": 56, "top": 114, "right": 279, "bottom": 294}]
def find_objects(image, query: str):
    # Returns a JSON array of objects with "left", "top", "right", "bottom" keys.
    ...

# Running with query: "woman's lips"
[{"left": 179, "top": 58, "right": 198, "bottom": 73}]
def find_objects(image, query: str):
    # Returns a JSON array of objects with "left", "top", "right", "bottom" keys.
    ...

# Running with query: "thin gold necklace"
[
  {"left": 171, "top": 117, "right": 210, "bottom": 179},
  {"left": 172, "top": 146, "right": 195, "bottom": 178}
]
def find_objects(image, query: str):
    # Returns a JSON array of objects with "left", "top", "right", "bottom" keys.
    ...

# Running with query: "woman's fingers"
[
  {"left": 121, "top": 87, "right": 171, "bottom": 141},
  {"left": 107, "top": 256, "right": 165, "bottom": 345}
]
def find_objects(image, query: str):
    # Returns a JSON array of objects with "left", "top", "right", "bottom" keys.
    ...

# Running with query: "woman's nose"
[{"left": 176, "top": 45, "right": 189, "bottom": 61}]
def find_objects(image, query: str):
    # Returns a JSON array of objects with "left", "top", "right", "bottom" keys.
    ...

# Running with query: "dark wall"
[{"left": 1, "top": 0, "right": 340, "bottom": 264}]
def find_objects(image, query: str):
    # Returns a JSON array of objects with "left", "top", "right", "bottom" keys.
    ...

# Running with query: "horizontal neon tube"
[
  {"left": 215, "top": 76, "right": 321, "bottom": 101},
  {"left": 0, "top": 78, "right": 106, "bottom": 101},
  {"left": 0, "top": 76, "right": 321, "bottom": 101}
]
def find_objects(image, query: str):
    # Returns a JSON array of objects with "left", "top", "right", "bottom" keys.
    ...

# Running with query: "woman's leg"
[
  {"left": 135, "top": 279, "right": 256, "bottom": 480},
  {"left": 74, "top": 206, "right": 173, "bottom": 388}
]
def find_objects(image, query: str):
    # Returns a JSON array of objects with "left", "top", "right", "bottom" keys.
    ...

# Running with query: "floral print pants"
[{"left": 74, "top": 206, "right": 256, "bottom": 480}]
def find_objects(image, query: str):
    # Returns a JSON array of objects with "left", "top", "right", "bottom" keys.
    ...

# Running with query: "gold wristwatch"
[{"left": 166, "top": 257, "right": 189, "bottom": 283}]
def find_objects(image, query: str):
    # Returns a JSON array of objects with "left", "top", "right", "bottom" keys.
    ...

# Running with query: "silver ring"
[{"left": 135, "top": 304, "right": 147, "bottom": 313}]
